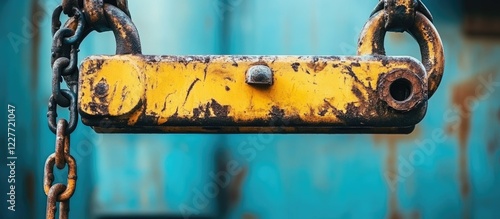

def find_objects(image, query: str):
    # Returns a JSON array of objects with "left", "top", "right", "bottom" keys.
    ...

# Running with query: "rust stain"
[
  {"left": 449, "top": 72, "right": 497, "bottom": 199},
  {"left": 86, "top": 59, "right": 105, "bottom": 75},
  {"left": 373, "top": 127, "right": 421, "bottom": 219},
  {"left": 445, "top": 123, "right": 455, "bottom": 135},
  {"left": 269, "top": 106, "right": 286, "bottom": 122},
  {"left": 307, "top": 58, "right": 328, "bottom": 72},
  {"left": 30, "top": 0, "right": 42, "bottom": 88},
  {"left": 183, "top": 78, "right": 201, "bottom": 105},
  {"left": 243, "top": 213, "right": 258, "bottom": 219},
  {"left": 410, "top": 211, "right": 421, "bottom": 219},
  {"left": 488, "top": 138, "right": 499, "bottom": 155},
  {"left": 25, "top": 171, "right": 35, "bottom": 218},
  {"left": 291, "top": 62, "right": 300, "bottom": 72},
  {"left": 215, "top": 149, "right": 248, "bottom": 215},
  {"left": 229, "top": 166, "right": 248, "bottom": 206},
  {"left": 211, "top": 99, "right": 230, "bottom": 118},
  {"left": 192, "top": 99, "right": 230, "bottom": 119},
  {"left": 387, "top": 140, "right": 403, "bottom": 219},
  {"left": 29, "top": 2, "right": 42, "bottom": 216}
]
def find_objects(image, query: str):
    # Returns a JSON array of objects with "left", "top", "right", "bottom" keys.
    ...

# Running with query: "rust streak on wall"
[
  {"left": 24, "top": 171, "right": 35, "bottom": 219},
  {"left": 488, "top": 138, "right": 499, "bottom": 156},
  {"left": 410, "top": 210, "right": 421, "bottom": 219},
  {"left": 387, "top": 140, "right": 402, "bottom": 219},
  {"left": 450, "top": 72, "right": 495, "bottom": 198},
  {"left": 30, "top": 0, "right": 41, "bottom": 89},
  {"left": 373, "top": 127, "right": 421, "bottom": 219},
  {"left": 29, "top": 0, "right": 43, "bottom": 217},
  {"left": 243, "top": 213, "right": 259, "bottom": 219},
  {"left": 229, "top": 166, "right": 248, "bottom": 206}
]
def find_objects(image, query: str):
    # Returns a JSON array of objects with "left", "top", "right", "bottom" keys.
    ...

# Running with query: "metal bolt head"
[
  {"left": 246, "top": 65, "right": 273, "bottom": 85},
  {"left": 95, "top": 80, "right": 109, "bottom": 97}
]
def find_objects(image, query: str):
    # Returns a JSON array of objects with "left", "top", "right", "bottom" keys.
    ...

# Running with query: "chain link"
[
  {"left": 62, "top": 0, "right": 80, "bottom": 16},
  {"left": 45, "top": 2, "right": 84, "bottom": 219},
  {"left": 44, "top": 152, "right": 78, "bottom": 201},
  {"left": 47, "top": 89, "right": 78, "bottom": 134},
  {"left": 55, "top": 120, "right": 70, "bottom": 169},
  {"left": 45, "top": 1, "right": 137, "bottom": 218},
  {"left": 46, "top": 184, "right": 70, "bottom": 219}
]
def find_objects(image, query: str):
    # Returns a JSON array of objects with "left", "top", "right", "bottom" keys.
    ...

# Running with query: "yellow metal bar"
[{"left": 79, "top": 55, "right": 427, "bottom": 134}]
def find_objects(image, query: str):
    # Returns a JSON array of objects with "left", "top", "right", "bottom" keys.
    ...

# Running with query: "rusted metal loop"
[
  {"left": 415, "top": 2, "right": 433, "bottom": 22},
  {"left": 55, "top": 119, "right": 70, "bottom": 169},
  {"left": 52, "top": 28, "right": 73, "bottom": 65},
  {"left": 63, "top": 45, "right": 79, "bottom": 76},
  {"left": 103, "top": 3, "right": 141, "bottom": 54},
  {"left": 46, "top": 183, "right": 67, "bottom": 219},
  {"left": 83, "top": 0, "right": 108, "bottom": 32},
  {"left": 44, "top": 154, "right": 78, "bottom": 202},
  {"left": 383, "top": 0, "right": 418, "bottom": 32},
  {"left": 51, "top": 6, "right": 63, "bottom": 36},
  {"left": 357, "top": 10, "right": 444, "bottom": 98},
  {"left": 82, "top": 0, "right": 141, "bottom": 54},
  {"left": 51, "top": 7, "right": 85, "bottom": 45},
  {"left": 62, "top": 0, "right": 79, "bottom": 16},
  {"left": 63, "top": 7, "right": 85, "bottom": 45},
  {"left": 59, "top": 199, "right": 70, "bottom": 219},
  {"left": 370, "top": 0, "right": 433, "bottom": 24},
  {"left": 83, "top": 0, "right": 131, "bottom": 31},
  {"left": 116, "top": 0, "right": 131, "bottom": 18},
  {"left": 52, "top": 58, "right": 71, "bottom": 108},
  {"left": 48, "top": 89, "right": 78, "bottom": 134}
]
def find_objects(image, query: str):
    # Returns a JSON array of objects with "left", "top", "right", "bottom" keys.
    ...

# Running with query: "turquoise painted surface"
[{"left": 1, "top": 0, "right": 500, "bottom": 219}]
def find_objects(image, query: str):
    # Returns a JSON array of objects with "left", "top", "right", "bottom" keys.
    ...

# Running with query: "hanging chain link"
[
  {"left": 45, "top": 0, "right": 137, "bottom": 218},
  {"left": 45, "top": 1, "right": 84, "bottom": 218}
]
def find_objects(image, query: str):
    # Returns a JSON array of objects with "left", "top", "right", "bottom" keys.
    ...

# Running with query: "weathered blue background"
[{"left": 1, "top": 0, "right": 500, "bottom": 218}]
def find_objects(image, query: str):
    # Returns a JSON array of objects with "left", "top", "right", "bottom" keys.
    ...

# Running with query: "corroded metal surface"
[
  {"left": 79, "top": 55, "right": 428, "bottom": 133},
  {"left": 358, "top": 10, "right": 444, "bottom": 98}
]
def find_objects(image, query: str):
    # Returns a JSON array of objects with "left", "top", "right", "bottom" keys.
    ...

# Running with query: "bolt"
[
  {"left": 95, "top": 80, "right": 109, "bottom": 97},
  {"left": 246, "top": 65, "right": 273, "bottom": 85}
]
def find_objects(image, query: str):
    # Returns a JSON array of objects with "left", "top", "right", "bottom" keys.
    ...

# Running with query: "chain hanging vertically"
[
  {"left": 45, "top": 1, "right": 83, "bottom": 218},
  {"left": 44, "top": 0, "right": 141, "bottom": 218}
]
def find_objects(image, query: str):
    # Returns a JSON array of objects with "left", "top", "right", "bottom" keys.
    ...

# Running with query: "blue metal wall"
[{"left": 1, "top": 0, "right": 500, "bottom": 218}]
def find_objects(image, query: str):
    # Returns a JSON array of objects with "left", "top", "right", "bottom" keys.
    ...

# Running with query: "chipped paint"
[{"left": 79, "top": 55, "right": 429, "bottom": 133}]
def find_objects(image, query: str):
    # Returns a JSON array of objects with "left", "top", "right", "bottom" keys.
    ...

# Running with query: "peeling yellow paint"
[{"left": 79, "top": 54, "right": 427, "bottom": 133}]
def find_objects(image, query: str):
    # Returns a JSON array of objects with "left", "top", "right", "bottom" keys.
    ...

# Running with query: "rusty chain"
[
  {"left": 45, "top": 0, "right": 138, "bottom": 218},
  {"left": 45, "top": 2, "right": 82, "bottom": 218}
]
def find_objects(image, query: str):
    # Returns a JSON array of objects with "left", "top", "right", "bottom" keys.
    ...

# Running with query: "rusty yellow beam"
[{"left": 79, "top": 55, "right": 428, "bottom": 134}]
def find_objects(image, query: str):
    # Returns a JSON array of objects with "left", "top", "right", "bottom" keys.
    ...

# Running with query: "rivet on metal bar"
[{"left": 246, "top": 65, "right": 273, "bottom": 86}]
